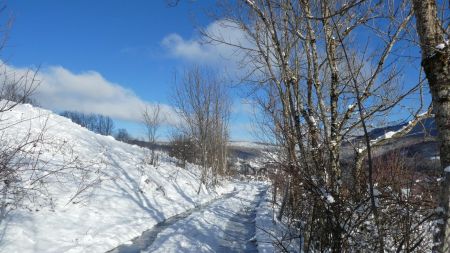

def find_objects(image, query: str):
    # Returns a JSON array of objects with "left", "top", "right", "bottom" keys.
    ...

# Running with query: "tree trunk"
[
  {"left": 277, "top": 180, "right": 290, "bottom": 221},
  {"left": 412, "top": 0, "right": 450, "bottom": 252},
  {"left": 331, "top": 223, "right": 342, "bottom": 253},
  {"left": 425, "top": 50, "right": 450, "bottom": 252}
]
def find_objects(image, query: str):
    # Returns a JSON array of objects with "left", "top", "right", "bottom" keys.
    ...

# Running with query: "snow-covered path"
[{"left": 108, "top": 182, "right": 267, "bottom": 253}]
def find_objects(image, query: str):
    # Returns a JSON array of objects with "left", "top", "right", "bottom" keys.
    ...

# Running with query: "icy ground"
[{"left": 109, "top": 182, "right": 267, "bottom": 253}]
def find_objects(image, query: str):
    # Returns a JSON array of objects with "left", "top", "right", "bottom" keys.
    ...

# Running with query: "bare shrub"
[
  {"left": 168, "top": 133, "right": 197, "bottom": 168},
  {"left": 0, "top": 5, "right": 106, "bottom": 228},
  {"left": 367, "top": 152, "right": 435, "bottom": 252},
  {"left": 0, "top": 115, "right": 108, "bottom": 222}
]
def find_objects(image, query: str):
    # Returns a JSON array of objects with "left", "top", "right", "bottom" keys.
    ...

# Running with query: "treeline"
[{"left": 60, "top": 111, "right": 114, "bottom": 136}]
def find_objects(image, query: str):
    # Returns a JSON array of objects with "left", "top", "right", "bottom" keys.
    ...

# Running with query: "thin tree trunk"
[{"left": 277, "top": 180, "right": 290, "bottom": 221}]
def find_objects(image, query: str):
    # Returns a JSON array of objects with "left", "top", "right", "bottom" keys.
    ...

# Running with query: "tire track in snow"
[
  {"left": 106, "top": 183, "right": 267, "bottom": 253},
  {"left": 215, "top": 187, "right": 266, "bottom": 253},
  {"left": 142, "top": 183, "right": 266, "bottom": 253},
  {"left": 106, "top": 191, "right": 238, "bottom": 253}
]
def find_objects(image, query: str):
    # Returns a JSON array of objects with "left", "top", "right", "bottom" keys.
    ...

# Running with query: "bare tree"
[
  {"left": 142, "top": 104, "right": 161, "bottom": 165},
  {"left": 411, "top": 0, "right": 449, "bottom": 252},
  {"left": 204, "top": 0, "right": 432, "bottom": 251},
  {"left": 115, "top": 128, "right": 131, "bottom": 143},
  {"left": 172, "top": 67, "right": 230, "bottom": 193},
  {"left": 96, "top": 114, "right": 114, "bottom": 136}
]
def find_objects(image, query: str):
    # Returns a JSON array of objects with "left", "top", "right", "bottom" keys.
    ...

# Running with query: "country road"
[{"left": 108, "top": 182, "right": 267, "bottom": 253}]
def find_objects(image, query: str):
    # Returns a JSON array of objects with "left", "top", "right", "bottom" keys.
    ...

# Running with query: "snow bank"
[
  {"left": 0, "top": 103, "right": 232, "bottom": 253},
  {"left": 255, "top": 188, "right": 302, "bottom": 253}
]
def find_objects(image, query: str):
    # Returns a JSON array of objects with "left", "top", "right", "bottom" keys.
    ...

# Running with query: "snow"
[
  {"left": 383, "top": 131, "right": 396, "bottom": 139},
  {"left": 255, "top": 190, "right": 277, "bottom": 253},
  {"left": 436, "top": 40, "right": 448, "bottom": 50},
  {"left": 444, "top": 166, "right": 450, "bottom": 173},
  {"left": 369, "top": 111, "right": 429, "bottom": 144},
  {"left": 246, "top": 0, "right": 255, "bottom": 7},
  {"left": 436, "top": 43, "right": 446, "bottom": 50},
  {"left": 417, "top": 110, "right": 430, "bottom": 117},
  {"left": 140, "top": 182, "right": 267, "bottom": 252},
  {"left": 0, "top": 103, "right": 237, "bottom": 253},
  {"left": 255, "top": 188, "right": 302, "bottom": 252},
  {"left": 401, "top": 188, "right": 410, "bottom": 197},
  {"left": 370, "top": 130, "right": 397, "bottom": 144},
  {"left": 373, "top": 188, "right": 381, "bottom": 197},
  {"left": 371, "top": 124, "right": 405, "bottom": 143},
  {"left": 326, "top": 194, "right": 335, "bottom": 204},
  {"left": 309, "top": 115, "right": 317, "bottom": 127}
]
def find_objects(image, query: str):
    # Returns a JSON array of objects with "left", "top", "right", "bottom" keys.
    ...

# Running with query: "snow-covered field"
[{"left": 0, "top": 103, "right": 237, "bottom": 253}]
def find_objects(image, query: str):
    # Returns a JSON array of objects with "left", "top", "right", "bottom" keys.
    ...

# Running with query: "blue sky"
[
  {"left": 1, "top": 1, "right": 432, "bottom": 142},
  {"left": 3, "top": 0, "right": 255, "bottom": 141}
]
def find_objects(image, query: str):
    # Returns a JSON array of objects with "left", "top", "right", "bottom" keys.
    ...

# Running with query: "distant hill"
[
  {"left": 366, "top": 117, "right": 437, "bottom": 140},
  {"left": 347, "top": 117, "right": 440, "bottom": 171}
]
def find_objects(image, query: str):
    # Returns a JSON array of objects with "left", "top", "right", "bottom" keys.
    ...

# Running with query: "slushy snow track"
[{"left": 107, "top": 182, "right": 267, "bottom": 253}]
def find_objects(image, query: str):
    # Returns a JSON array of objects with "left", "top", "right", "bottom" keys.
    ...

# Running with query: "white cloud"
[
  {"left": 1, "top": 63, "right": 179, "bottom": 125},
  {"left": 162, "top": 33, "right": 213, "bottom": 62},
  {"left": 161, "top": 19, "right": 253, "bottom": 71}
]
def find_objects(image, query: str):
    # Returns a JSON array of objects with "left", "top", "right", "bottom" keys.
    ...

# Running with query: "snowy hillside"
[{"left": 0, "top": 103, "right": 235, "bottom": 253}]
